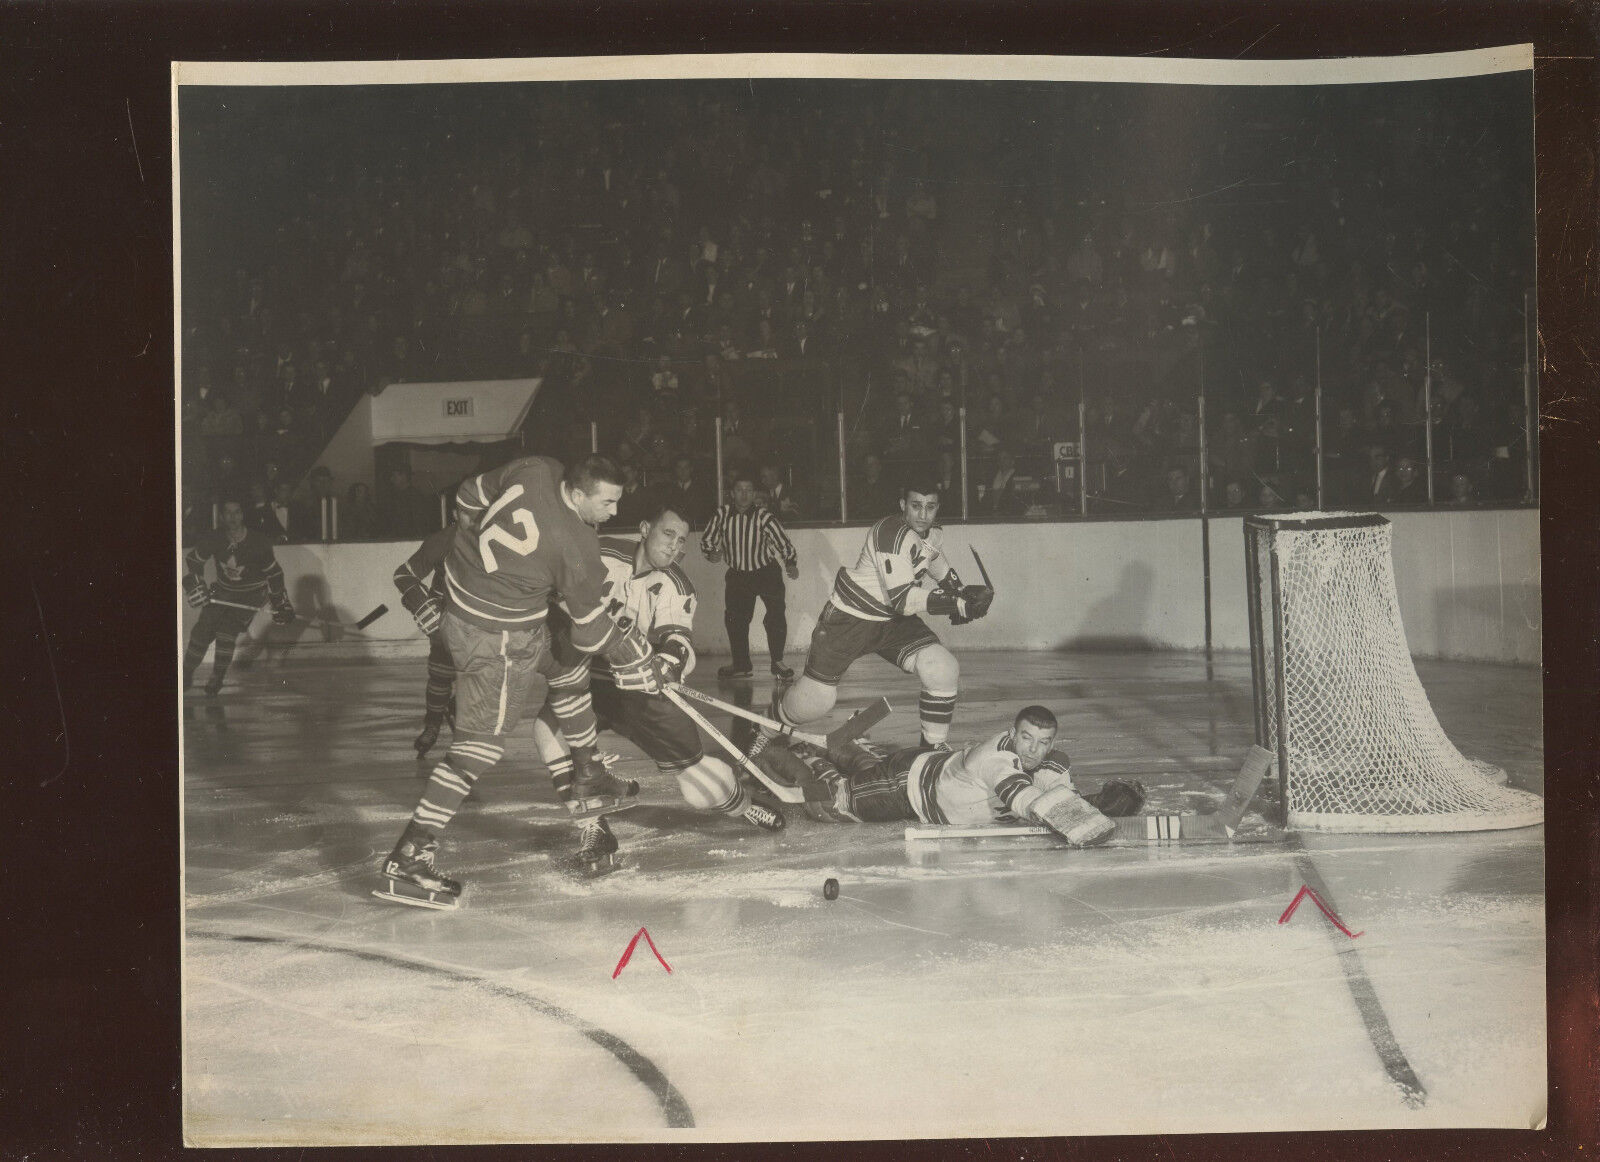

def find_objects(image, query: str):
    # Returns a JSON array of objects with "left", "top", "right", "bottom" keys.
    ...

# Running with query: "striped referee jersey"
[{"left": 699, "top": 503, "right": 797, "bottom": 572}]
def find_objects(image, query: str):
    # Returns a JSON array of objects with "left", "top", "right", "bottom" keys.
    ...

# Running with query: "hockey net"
[{"left": 1246, "top": 512, "right": 1542, "bottom": 834}]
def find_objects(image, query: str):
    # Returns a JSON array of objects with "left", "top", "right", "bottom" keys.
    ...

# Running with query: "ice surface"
[{"left": 182, "top": 651, "right": 1545, "bottom": 1145}]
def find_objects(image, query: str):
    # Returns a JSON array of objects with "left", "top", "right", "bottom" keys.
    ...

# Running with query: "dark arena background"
[{"left": 171, "top": 53, "right": 1551, "bottom": 1145}]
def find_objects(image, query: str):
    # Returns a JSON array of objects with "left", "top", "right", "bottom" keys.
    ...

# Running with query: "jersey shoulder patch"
[
  {"left": 870, "top": 515, "right": 914, "bottom": 556},
  {"left": 663, "top": 563, "right": 696, "bottom": 598}
]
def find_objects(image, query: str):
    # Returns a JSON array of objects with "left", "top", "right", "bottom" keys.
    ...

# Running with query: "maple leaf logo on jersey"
[{"left": 220, "top": 558, "right": 245, "bottom": 582}]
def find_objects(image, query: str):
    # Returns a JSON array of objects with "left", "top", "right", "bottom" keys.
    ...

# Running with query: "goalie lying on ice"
[{"left": 758, "top": 704, "right": 1143, "bottom": 846}]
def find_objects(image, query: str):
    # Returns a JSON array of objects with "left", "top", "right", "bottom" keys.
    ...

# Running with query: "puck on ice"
[{"left": 822, "top": 878, "right": 839, "bottom": 900}]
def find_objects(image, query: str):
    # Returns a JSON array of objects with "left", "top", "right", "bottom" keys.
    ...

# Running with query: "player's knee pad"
[
  {"left": 675, "top": 756, "right": 741, "bottom": 813},
  {"left": 780, "top": 677, "right": 835, "bottom": 726},
  {"left": 909, "top": 643, "right": 958, "bottom": 692}
]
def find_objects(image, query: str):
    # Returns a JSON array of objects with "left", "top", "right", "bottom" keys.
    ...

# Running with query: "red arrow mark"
[
  {"left": 612, "top": 926, "right": 673, "bottom": 978},
  {"left": 1278, "top": 884, "right": 1363, "bottom": 938}
]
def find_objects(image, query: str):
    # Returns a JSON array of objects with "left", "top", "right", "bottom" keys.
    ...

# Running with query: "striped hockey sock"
[
  {"left": 411, "top": 735, "right": 504, "bottom": 835},
  {"left": 548, "top": 664, "right": 598, "bottom": 750},
  {"left": 533, "top": 708, "right": 578, "bottom": 800},
  {"left": 918, "top": 690, "right": 957, "bottom": 746}
]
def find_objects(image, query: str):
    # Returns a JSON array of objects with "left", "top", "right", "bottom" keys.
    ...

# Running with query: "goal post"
[{"left": 1245, "top": 512, "right": 1543, "bottom": 834}]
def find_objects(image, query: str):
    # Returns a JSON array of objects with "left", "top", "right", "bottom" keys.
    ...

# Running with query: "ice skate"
[
  {"left": 561, "top": 817, "right": 622, "bottom": 878},
  {"left": 372, "top": 824, "right": 462, "bottom": 909},
  {"left": 565, "top": 750, "right": 641, "bottom": 819},
  {"left": 741, "top": 799, "right": 787, "bottom": 832}
]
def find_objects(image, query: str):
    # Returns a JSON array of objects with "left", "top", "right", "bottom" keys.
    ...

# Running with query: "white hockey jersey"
[
  {"left": 830, "top": 514, "right": 954, "bottom": 622},
  {"left": 904, "top": 730, "right": 1075, "bottom": 826}
]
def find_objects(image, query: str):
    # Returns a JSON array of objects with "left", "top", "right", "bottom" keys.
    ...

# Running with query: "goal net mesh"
[{"left": 1249, "top": 513, "right": 1542, "bottom": 833}]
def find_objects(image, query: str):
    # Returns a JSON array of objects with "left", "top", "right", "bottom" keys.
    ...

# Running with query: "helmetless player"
[
  {"left": 768, "top": 704, "right": 1142, "bottom": 845},
  {"left": 182, "top": 497, "right": 295, "bottom": 697},
  {"left": 536, "top": 504, "right": 787, "bottom": 872},
  {"left": 771, "top": 477, "right": 993, "bottom": 749},
  {"left": 376, "top": 454, "right": 672, "bottom": 909}
]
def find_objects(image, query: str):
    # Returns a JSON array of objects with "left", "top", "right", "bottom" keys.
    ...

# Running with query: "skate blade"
[
  {"left": 371, "top": 885, "right": 459, "bottom": 910},
  {"left": 565, "top": 797, "right": 640, "bottom": 821}
]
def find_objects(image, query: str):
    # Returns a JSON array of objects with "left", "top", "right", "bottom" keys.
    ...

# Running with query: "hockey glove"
[
  {"left": 410, "top": 594, "right": 444, "bottom": 636},
  {"left": 649, "top": 637, "right": 693, "bottom": 687},
  {"left": 184, "top": 576, "right": 210, "bottom": 608},
  {"left": 1086, "top": 778, "right": 1145, "bottom": 818},
  {"left": 607, "top": 624, "right": 662, "bottom": 695},
  {"left": 270, "top": 593, "right": 296, "bottom": 627},
  {"left": 961, "top": 584, "right": 995, "bottom": 620}
]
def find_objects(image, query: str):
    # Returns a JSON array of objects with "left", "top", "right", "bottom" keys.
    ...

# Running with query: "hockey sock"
[
  {"left": 918, "top": 690, "right": 957, "bottom": 746},
  {"left": 672, "top": 757, "right": 746, "bottom": 815},
  {"left": 531, "top": 711, "right": 576, "bottom": 799},
  {"left": 411, "top": 734, "right": 504, "bottom": 835},
  {"left": 209, "top": 632, "right": 240, "bottom": 689},
  {"left": 548, "top": 665, "right": 598, "bottom": 750}
]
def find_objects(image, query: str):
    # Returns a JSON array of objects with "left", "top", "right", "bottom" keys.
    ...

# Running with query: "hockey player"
[
  {"left": 767, "top": 704, "right": 1142, "bottom": 845},
  {"left": 771, "top": 478, "right": 993, "bottom": 749},
  {"left": 392, "top": 520, "right": 459, "bottom": 756},
  {"left": 536, "top": 503, "right": 787, "bottom": 872},
  {"left": 182, "top": 497, "right": 295, "bottom": 697},
  {"left": 377, "top": 454, "right": 674, "bottom": 909}
]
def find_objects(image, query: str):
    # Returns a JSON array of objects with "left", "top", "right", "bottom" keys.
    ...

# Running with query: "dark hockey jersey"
[
  {"left": 184, "top": 528, "right": 286, "bottom": 610},
  {"left": 442, "top": 456, "right": 613, "bottom": 650}
]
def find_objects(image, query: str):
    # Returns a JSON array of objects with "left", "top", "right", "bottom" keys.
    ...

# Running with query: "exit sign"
[{"left": 445, "top": 398, "right": 475, "bottom": 418}]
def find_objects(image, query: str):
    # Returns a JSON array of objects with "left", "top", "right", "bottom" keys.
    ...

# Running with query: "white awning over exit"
[{"left": 369, "top": 378, "right": 542, "bottom": 445}]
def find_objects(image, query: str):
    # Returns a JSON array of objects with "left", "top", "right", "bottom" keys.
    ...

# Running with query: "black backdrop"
[{"left": 1, "top": 4, "right": 1594, "bottom": 1161}]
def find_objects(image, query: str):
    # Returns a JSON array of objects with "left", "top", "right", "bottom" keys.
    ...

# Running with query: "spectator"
[
  {"left": 648, "top": 355, "right": 680, "bottom": 406},
  {"left": 851, "top": 452, "right": 898, "bottom": 519},
  {"left": 611, "top": 463, "right": 656, "bottom": 528},
  {"left": 978, "top": 449, "right": 1025, "bottom": 517},
  {"left": 759, "top": 463, "right": 804, "bottom": 521},
  {"left": 1392, "top": 456, "right": 1428, "bottom": 505},
  {"left": 1446, "top": 471, "right": 1477, "bottom": 507},
  {"left": 1161, "top": 467, "right": 1199, "bottom": 513},
  {"left": 257, "top": 480, "right": 294, "bottom": 541},
  {"left": 934, "top": 449, "right": 965, "bottom": 515},
  {"left": 377, "top": 466, "right": 436, "bottom": 539},
  {"left": 1363, "top": 445, "right": 1396, "bottom": 505},
  {"left": 663, "top": 454, "right": 714, "bottom": 527},
  {"left": 1221, "top": 479, "right": 1250, "bottom": 511},
  {"left": 881, "top": 390, "right": 926, "bottom": 463}
]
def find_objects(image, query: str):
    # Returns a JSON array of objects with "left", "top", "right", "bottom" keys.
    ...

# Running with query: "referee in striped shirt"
[{"left": 700, "top": 467, "right": 799, "bottom": 680}]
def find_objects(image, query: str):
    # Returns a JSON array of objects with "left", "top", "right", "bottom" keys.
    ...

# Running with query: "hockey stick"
[
  {"left": 970, "top": 546, "right": 995, "bottom": 591},
  {"left": 665, "top": 683, "right": 892, "bottom": 751},
  {"left": 663, "top": 687, "right": 806, "bottom": 803},
  {"left": 904, "top": 815, "right": 1231, "bottom": 843},
  {"left": 290, "top": 603, "right": 391, "bottom": 632}
]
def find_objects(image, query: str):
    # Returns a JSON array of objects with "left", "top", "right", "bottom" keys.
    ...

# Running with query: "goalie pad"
[{"left": 1030, "top": 785, "right": 1115, "bottom": 847}]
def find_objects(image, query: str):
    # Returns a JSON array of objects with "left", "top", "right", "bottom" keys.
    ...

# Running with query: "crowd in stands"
[{"left": 181, "top": 75, "right": 1536, "bottom": 541}]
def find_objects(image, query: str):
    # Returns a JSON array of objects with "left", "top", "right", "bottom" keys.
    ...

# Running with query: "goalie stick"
[
  {"left": 665, "top": 683, "right": 892, "bottom": 752},
  {"left": 662, "top": 686, "right": 806, "bottom": 803}
]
